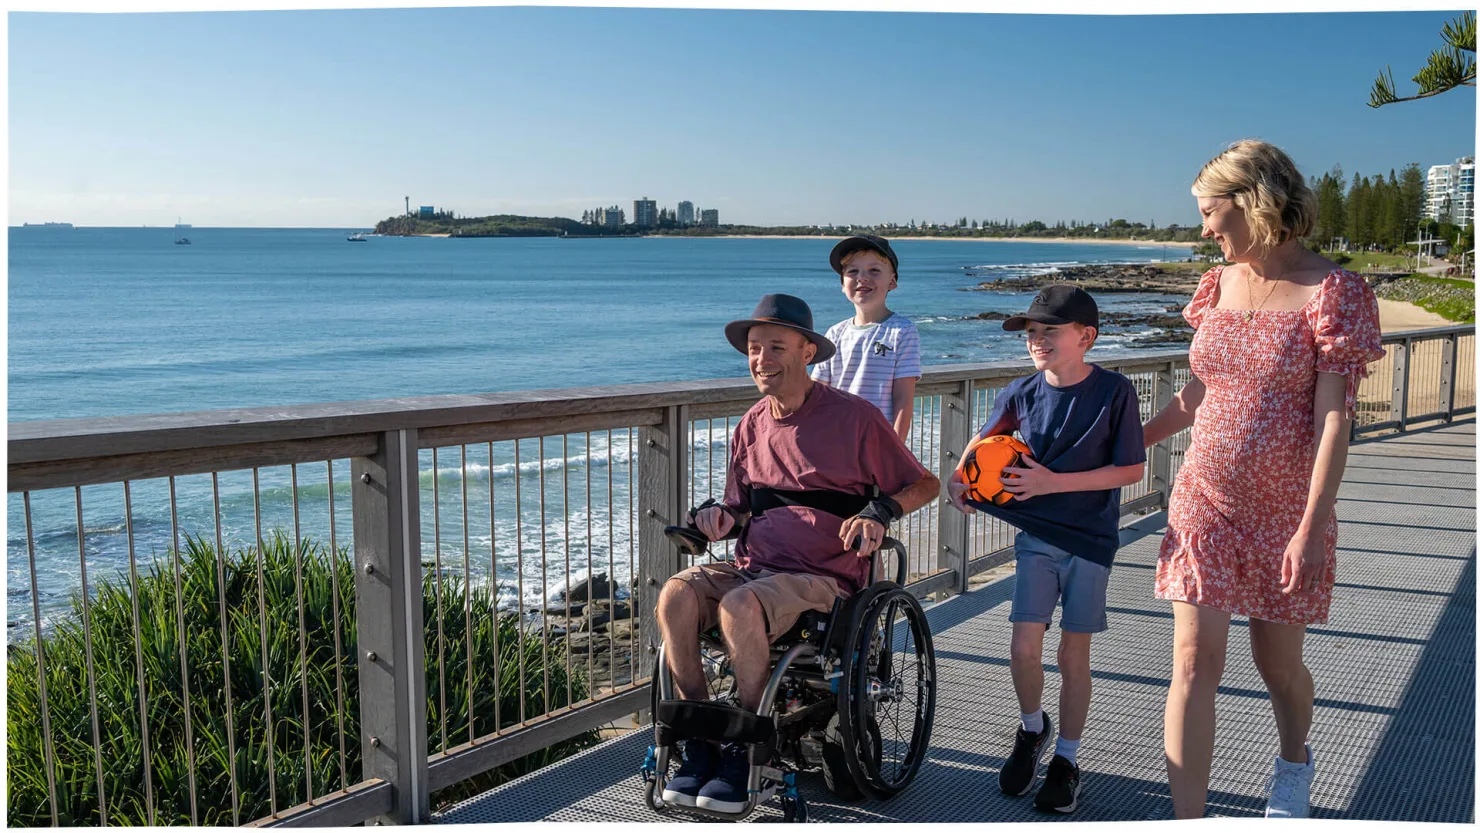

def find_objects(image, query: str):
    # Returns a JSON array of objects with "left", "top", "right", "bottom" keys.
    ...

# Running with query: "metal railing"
[
  {"left": 6, "top": 327, "right": 1471, "bottom": 827},
  {"left": 1352, "top": 324, "right": 1475, "bottom": 436}
]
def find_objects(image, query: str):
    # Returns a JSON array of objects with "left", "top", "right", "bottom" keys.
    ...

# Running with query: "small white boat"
[{"left": 175, "top": 218, "right": 192, "bottom": 245}]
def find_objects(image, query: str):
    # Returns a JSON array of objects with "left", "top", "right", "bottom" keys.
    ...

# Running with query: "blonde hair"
[
  {"left": 1191, "top": 139, "right": 1317, "bottom": 255},
  {"left": 839, "top": 248, "right": 895, "bottom": 274}
]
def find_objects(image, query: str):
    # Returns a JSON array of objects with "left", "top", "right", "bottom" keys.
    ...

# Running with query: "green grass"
[
  {"left": 7, "top": 534, "right": 595, "bottom": 827},
  {"left": 1325, "top": 250, "right": 1423, "bottom": 273},
  {"left": 1370, "top": 274, "right": 1476, "bottom": 324}
]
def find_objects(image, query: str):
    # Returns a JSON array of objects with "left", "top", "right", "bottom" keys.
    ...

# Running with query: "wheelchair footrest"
[{"left": 654, "top": 699, "right": 776, "bottom": 746}]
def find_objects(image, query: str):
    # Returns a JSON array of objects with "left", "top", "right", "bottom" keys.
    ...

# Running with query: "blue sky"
[{"left": 9, "top": 6, "right": 1476, "bottom": 228}]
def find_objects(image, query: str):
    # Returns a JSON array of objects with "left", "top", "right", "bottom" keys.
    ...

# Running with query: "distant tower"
[{"left": 405, "top": 196, "right": 410, "bottom": 217}]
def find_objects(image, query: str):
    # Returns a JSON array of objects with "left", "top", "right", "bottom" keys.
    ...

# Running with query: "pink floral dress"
[{"left": 1154, "top": 266, "right": 1385, "bottom": 624}]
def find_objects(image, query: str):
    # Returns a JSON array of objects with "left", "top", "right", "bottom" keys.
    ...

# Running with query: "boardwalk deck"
[{"left": 437, "top": 422, "right": 1475, "bottom": 823}]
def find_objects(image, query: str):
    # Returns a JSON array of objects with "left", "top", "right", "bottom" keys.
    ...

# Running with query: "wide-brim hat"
[
  {"left": 829, "top": 234, "right": 899, "bottom": 276},
  {"left": 724, "top": 293, "right": 836, "bottom": 365}
]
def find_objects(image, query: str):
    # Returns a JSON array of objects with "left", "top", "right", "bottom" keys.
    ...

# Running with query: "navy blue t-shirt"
[{"left": 966, "top": 365, "right": 1146, "bottom": 567}]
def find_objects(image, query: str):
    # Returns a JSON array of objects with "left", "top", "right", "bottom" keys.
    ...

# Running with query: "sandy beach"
[{"left": 1377, "top": 299, "right": 1453, "bottom": 333}]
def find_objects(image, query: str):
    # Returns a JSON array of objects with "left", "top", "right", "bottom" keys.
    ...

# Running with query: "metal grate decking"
[{"left": 437, "top": 421, "right": 1476, "bottom": 823}]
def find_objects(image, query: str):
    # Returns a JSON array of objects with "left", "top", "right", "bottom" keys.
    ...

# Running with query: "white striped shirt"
[{"left": 811, "top": 313, "right": 922, "bottom": 422}]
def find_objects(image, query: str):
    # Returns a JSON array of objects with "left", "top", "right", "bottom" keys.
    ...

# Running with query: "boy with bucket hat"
[
  {"left": 946, "top": 284, "right": 1146, "bottom": 813},
  {"left": 811, "top": 235, "right": 923, "bottom": 441},
  {"left": 655, "top": 293, "right": 940, "bottom": 813}
]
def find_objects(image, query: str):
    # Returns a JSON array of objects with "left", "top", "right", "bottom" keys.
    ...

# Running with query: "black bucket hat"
[
  {"left": 1002, "top": 284, "right": 1099, "bottom": 331},
  {"left": 829, "top": 234, "right": 899, "bottom": 277},
  {"left": 724, "top": 294, "right": 836, "bottom": 364}
]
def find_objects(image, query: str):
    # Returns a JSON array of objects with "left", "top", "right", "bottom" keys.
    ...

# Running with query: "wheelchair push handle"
[{"left": 865, "top": 535, "right": 907, "bottom": 586}]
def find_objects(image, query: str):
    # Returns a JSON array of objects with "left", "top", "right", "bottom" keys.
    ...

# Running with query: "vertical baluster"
[
  {"left": 210, "top": 476, "right": 240, "bottom": 824},
  {"left": 432, "top": 447, "right": 448, "bottom": 752},
  {"left": 122, "top": 481, "right": 158, "bottom": 824},
  {"left": 23, "top": 494, "right": 59, "bottom": 826},
  {"left": 74, "top": 488, "right": 109, "bottom": 825},
  {"left": 167, "top": 478, "right": 200, "bottom": 823},
  {"left": 487, "top": 442, "right": 501, "bottom": 733},
  {"left": 462, "top": 446, "right": 475, "bottom": 742},
  {"left": 539, "top": 436, "right": 551, "bottom": 715},
  {"left": 515, "top": 439, "right": 526, "bottom": 724},
  {"left": 290, "top": 466, "right": 314, "bottom": 806},
  {"left": 563, "top": 434, "right": 573, "bottom": 709},
  {"left": 251, "top": 469, "right": 278, "bottom": 814},
  {"left": 325, "top": 461, "right": 348, "bottom": 791}
]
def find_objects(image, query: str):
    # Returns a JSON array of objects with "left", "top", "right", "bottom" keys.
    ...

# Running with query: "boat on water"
[
  {"left": 175, "top": 219, "right": 192, "bottom": 245},
  {"left": 347, "top": 232, "right": 368, "bottom": 242}
]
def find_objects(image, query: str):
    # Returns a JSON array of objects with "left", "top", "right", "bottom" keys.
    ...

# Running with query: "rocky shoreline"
[{"left": 966, "top": 262, "right": 1203, "bottom": 346}]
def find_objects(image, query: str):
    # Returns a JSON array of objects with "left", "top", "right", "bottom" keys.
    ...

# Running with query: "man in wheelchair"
[{"left": 645, "top": 294, "right": 940, "bottom": 819}]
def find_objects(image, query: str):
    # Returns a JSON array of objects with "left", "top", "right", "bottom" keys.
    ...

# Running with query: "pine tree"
[{"left": 1370, "top": 11, "right": 1476, "bottom": 107}]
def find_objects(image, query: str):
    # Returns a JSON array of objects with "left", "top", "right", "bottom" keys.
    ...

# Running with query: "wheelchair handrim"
[{"left": 843, "top": 585, "right": 936, "bottom": 797}]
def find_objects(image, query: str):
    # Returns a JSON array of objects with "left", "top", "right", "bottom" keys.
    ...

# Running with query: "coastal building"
[
  {"left": 1425, "top": 156, "right": 1475, "bottom": 227},
  {"left": 419, "top": 205, "right": 435, "bottom": 219},
  {"left": 677, "top": 201, "right": 695, "bottom": 226},
  {"left": 634, "top": 198, "right": 658, "bottom": 227},
  {"left": 700, "top": 208, "right": 719, "bottom": 228},
  {"left": 593, "top": 206, "right": 624, "bottom": 228}
]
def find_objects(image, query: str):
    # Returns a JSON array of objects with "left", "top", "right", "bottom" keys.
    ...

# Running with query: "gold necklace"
[{"left": 1244, "top": 272, "right": 1281, "bottom": 322}]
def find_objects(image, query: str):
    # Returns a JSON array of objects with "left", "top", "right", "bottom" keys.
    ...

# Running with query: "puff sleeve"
[
  {"left": 1183, "top": 265, "right": 1225, "bottom": 329},
  {"left": 1307, "top": 270, "right": 1386, "bottom": 420}
]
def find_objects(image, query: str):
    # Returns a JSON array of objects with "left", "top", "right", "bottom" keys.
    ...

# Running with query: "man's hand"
[
  {"left": 946, "top": 468, "right": 976, "bottom": 514},
  {"left": 838, "top": 516, "right": 887, "bottom": 557},
  {"left": 1000, "top": 457, "right": 1063, "bottom": 500},
  {"left": 694, "top": 505, "right": 736, "bottom": 542}
]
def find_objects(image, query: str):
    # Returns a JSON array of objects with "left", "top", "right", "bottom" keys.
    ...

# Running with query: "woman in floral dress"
[{"left": 1142, "top": 140, "right": 1384, "bottom": 820}]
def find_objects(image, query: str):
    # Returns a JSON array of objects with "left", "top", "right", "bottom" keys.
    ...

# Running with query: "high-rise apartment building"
[
  {"left": 699, "top": 208, "right": 719, "bottom": 228},
  {"left": 634, "top": 198, "right": 658, "bottom": 227},
  {"left": 1426, "top": 156, "right": 1475, "bottom": 227},
  {"left": 677, "top": 201, "right": 695, "bottom": 226}
]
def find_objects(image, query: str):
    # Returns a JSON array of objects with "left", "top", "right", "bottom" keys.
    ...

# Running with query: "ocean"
[{"left": 8, "top": 227, "right": 1192, "bottom": 636}]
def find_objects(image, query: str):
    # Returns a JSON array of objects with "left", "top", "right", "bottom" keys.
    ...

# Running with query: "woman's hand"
[
  {"left": 1280, "top": 527, "right": 1326, "bottom": 595},
  {"left": 1000, "top": 457, "right": 1063, "bottom": 500}
]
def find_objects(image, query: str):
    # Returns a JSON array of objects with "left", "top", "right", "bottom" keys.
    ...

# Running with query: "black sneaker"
[
  {"left": 999, "top": 715, "right": 1054, "bottom": 795},
  {"left": 661, "top": 741, "right": 716, "bottom": 807},
  {"left": 1034, "top": 754, "right": 1082, "bottom": 813}
]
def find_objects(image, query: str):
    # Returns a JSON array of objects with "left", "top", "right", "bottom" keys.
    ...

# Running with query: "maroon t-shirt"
[{"left": 723, "top": 382, "right": 931, "bottom": 595}]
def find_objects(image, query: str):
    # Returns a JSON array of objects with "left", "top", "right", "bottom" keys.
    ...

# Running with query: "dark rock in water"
[
  {"left": 1133, "top": 330, "right": 1195, "bottom": 346},
  {"left": 969, "top": 311, "right": 1011, "bottom": 321},
  {"left": 1100, "top": 312, "right": 1189, "bottom": 329},
  {"left": 567, "top": 573, "right": 611, "bottom": 603},
  {"left": 580, "top": 612, "right": 613, "bottom": 632},
  {"left": 546, "top": 601, "right": 586, "bottom": 617}
]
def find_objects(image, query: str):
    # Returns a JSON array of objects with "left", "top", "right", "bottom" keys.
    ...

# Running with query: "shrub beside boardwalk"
[{"left": 6, "top": 534, "right": 596, "bottom": 826}]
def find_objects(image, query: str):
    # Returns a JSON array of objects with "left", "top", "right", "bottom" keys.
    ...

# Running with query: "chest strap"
[{"left": 749, "top": 486, "right": 876, "bottom": 520}]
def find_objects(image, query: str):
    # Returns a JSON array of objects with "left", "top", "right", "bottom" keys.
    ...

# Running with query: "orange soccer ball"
[{"left": 959, "top": 435, "right": 1034, "bottom": 506}]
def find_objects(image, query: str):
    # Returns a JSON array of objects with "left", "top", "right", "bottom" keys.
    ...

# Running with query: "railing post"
[
  {"left": 1440, "top": 333, "right": 1458, "bottom": 422},
  {"left": 1150, "top": 362, "right": 1176, "bottom": 505},
  {"left": 937, "top": 380, "right": 973, "bottom": 596},
  {"left": 637, "top": 405, "right": 689, "bottom": 686},
  {"left": 352, "top": 429, "right": 429, "bottom": 824},
  {"left": 1392, "top": 338, "right": 1411, "bottom": 431}
]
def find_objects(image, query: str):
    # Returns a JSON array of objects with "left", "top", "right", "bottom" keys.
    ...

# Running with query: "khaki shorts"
[{"left": 667, "top": 562, "right": 845, "bottom": 643}]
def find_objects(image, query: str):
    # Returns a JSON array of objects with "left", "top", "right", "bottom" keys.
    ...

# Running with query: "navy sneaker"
[
  {"left": 661, "top": 741, "right": 716, "bottom": 807},
  {"left": 999, "top": 714, "right": 1054, "bottom": 796},
  {"left": 695, "top": 744, "right": 750, "bottom": 814}
]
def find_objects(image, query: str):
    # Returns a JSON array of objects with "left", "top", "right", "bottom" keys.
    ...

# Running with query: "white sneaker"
[{"left": 1263, "top": 744, "right": 1315, "bottom": 818}]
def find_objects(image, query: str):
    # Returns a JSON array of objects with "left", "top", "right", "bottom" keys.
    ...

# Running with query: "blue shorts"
[{"left": 1010, "top": 531, "right": 1111, "bottom": 634}]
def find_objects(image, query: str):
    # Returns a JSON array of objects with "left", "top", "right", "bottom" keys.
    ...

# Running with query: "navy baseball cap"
[
  {"left": 1002, "top": 284, "right": 1099, "bottom": 331},
  {"left": 829, "top": 234, "right": 899, "bottom": 277}
]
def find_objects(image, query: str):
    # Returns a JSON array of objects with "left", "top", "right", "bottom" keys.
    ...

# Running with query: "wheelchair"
[{"left": 640, "top": 515, "right": 937, "bottom": 822}]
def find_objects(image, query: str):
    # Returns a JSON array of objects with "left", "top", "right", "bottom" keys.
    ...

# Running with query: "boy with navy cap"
[
  {"left": 811, "top": 234, "right": 923, "bottom": 441},
  {"left": 947, "top": 283, "right": 1146, "bottom": 813}
]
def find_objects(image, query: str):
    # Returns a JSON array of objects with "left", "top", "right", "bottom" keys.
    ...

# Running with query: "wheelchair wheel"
[
  {"left": 838, "top": 585, "right": 935, "bottom": 798},
  {"left": 819, "top": 714, "right": 863, "bottom": 800}
]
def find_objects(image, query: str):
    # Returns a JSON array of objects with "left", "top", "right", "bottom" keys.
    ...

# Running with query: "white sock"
[
  {"left": 1055, "top": 736, "right": 1081, "bottom": 765},
  {"left": 1021, "top": 709, "right": 1044, "bottom": 734}
]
